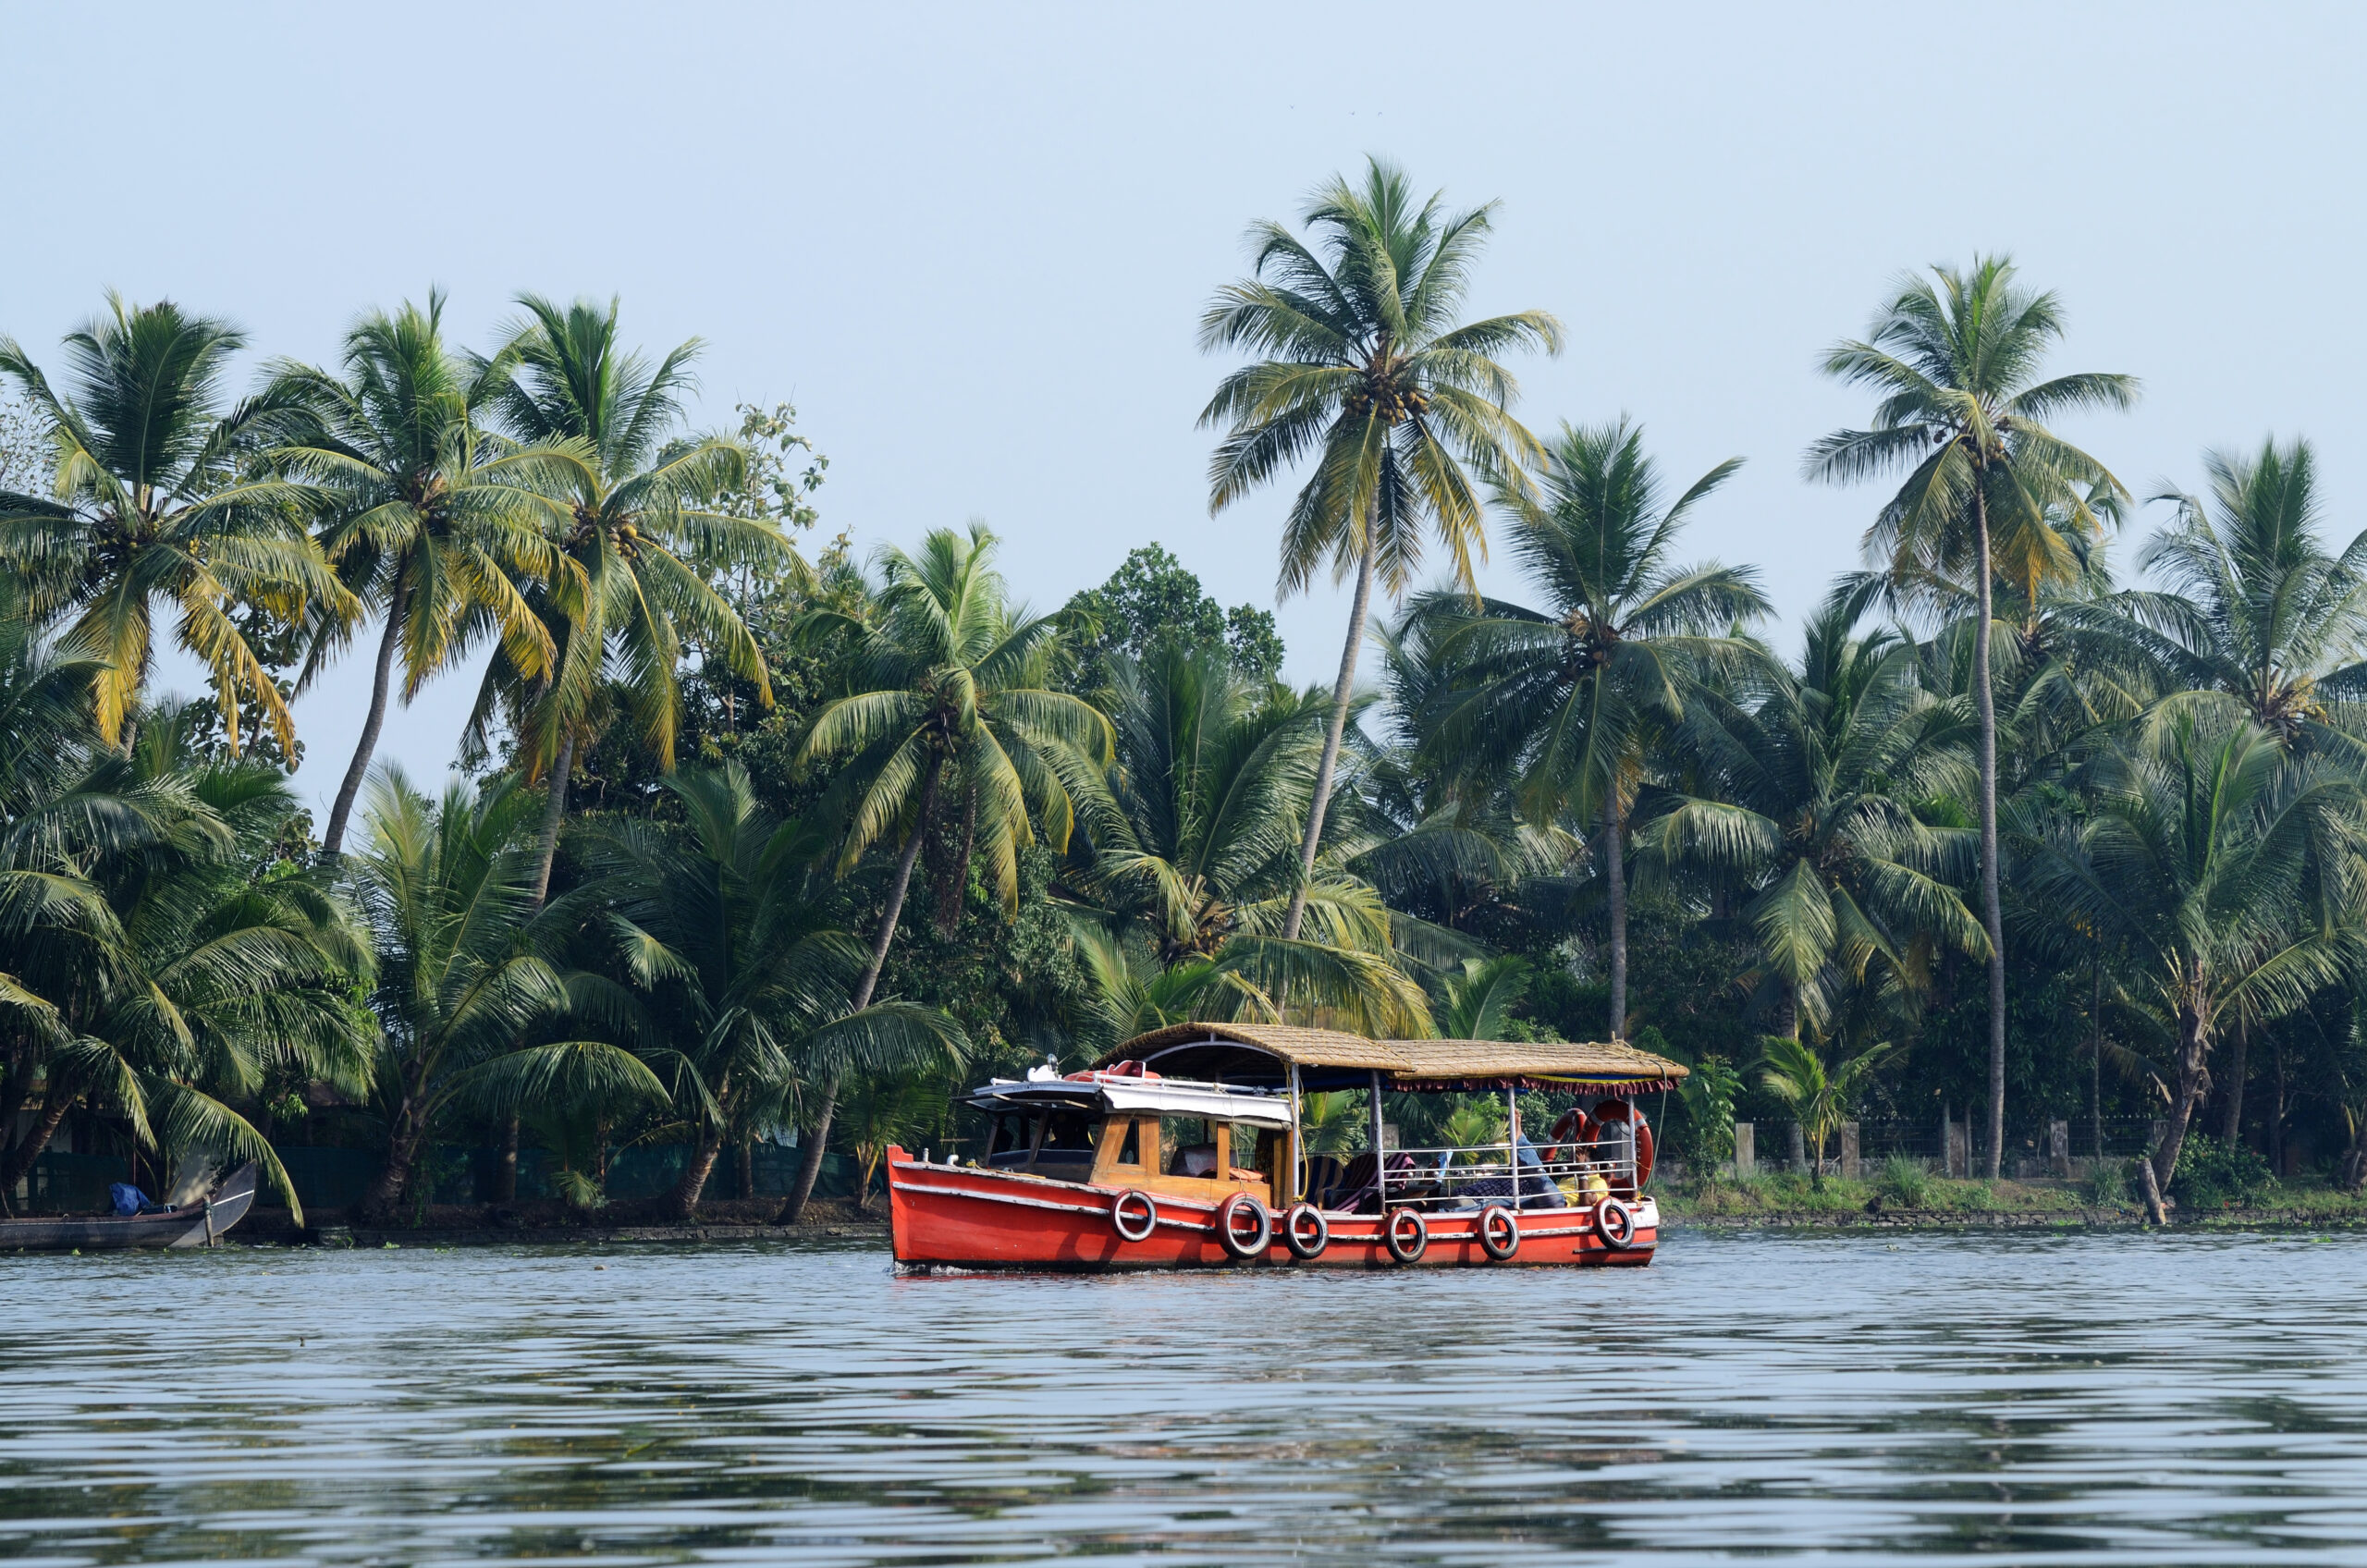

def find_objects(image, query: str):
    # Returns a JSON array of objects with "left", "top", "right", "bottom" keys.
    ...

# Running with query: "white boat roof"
[{"left": 965, "top": 1072, "right": 1295, "bottom": 1129}]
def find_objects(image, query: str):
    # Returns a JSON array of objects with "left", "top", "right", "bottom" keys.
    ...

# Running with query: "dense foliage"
[{"left": 6, "top": 158, "right": 2367, "bottom": 1220}]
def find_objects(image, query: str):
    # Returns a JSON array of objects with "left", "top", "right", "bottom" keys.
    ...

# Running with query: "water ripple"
[{"left": 6, "top": 1230, "right": 2367, "bottom": 1563}]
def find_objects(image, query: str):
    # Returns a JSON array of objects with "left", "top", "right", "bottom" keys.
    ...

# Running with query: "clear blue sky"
[{"left": 7, "top": 2, "right": 2362, "bottom": 815}]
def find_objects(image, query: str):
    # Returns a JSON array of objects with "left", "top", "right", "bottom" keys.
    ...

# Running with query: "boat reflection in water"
[{"left": 889, "top": 1023, "right": 1686, "bottom": 1271}]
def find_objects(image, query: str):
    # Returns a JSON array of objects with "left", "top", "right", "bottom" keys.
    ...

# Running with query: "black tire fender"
[
  {"left": 1383, "top": 1207, "right": 1429, "bottom": 1264},
  {"left": 1282, "top": 1201, "right": 1329, "bottom": 1260}
]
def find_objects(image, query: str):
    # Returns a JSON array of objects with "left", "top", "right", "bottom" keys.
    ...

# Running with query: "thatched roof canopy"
[{"left": 1100, "top": 1022, "right": 1687, "bottom": 1094}]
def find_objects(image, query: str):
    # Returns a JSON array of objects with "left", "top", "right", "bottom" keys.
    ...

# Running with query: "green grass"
[
  {"left": 1665, "top": 1170, "right": 2093, "bottom": 1218},
  {"left": 1661, "top": 1167, "right": 2367, "bottom": 1223}
]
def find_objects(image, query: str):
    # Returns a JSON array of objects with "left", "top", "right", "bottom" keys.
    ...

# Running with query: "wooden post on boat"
[{"left": 1369, "top": 1070, "right": 1387, "bottom": 1207}]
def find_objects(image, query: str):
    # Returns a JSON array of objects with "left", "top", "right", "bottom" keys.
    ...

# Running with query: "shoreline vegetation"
[{"left": 9, "top": 157, "right": 2367, "bottom": 1243}]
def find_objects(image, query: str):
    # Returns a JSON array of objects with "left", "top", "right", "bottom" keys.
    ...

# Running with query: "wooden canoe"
[{"left": 0, "top": 1162, "right": 260, "bottom": 1252}]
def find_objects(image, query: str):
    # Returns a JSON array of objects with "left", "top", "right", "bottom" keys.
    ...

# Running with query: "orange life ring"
[
  {"left": 1590, "top": 1098, "right": 1656, "bottom": 1194},
  {"left": 1547, "top": 1107, "right": 1597, "bottom": 1165}
]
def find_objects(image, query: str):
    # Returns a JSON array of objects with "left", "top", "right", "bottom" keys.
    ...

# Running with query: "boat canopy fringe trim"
[{"left": 1101, "top": 1023, "right": 1688, "bottom": 1092}]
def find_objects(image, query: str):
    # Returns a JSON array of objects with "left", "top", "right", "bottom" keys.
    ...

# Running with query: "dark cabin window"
[{"left": 1117, "top": 1119, "right": 1142, "bottom": 1167}]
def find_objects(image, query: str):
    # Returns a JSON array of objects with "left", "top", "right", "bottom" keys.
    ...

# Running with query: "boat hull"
[
  {"left": 0, "top": 1163, "right": 259, "bottom": 1252},
  {"left": 887, "top": 1149, "right": 1656, "bottom": 1270}
]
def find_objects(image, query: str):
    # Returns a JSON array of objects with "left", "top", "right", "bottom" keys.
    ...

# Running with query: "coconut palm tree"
[
  {"left": 267, "top": 291, "right": 560, "bottom": 856},
  {"left": 0, "top": 703, "right": 373, "bottom": 1216},
  {"left": 0, "top": 296, "right": 350, "bottom": 753},
  {"left": 476, "top": 294, "right": 793, "bottom": 906},
  {"left": 781, "top": 522, "right": 1112, "bottom": 1218},
  {"left": 1068, "top": 642, "right": 1432, "bottom": 1042},
  {"left": 2014, "top": 711, "right": 2367, "bottom": 1194},
  {"left": 1646, "top": 602, "right": 1988, "bottom": 1041},
  {"left": 1808, "top": 256, "right": 2137, "bottom": 1177},
  {"left": 1411, "top": 420, "right": 1769, "bottom": 1038},
  {"left": 1757, "top": 1035, "right": 1895, "bottom": 1186},
  {"left": 1198, "top": 158, "right": 1563, "bottom": 941},
  {"left": 2124, "top": 437, "right": 2367, "bottom": 754},
  {"left": 349, "top": 767, "right": 663, "bottom": 1224},
  {"left": 570, "top": 763, "right": 966, "bottom": 1220}
]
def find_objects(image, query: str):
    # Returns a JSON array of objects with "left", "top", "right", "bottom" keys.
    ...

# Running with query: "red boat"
[{"left": 888, "top": 1023, "right": 1687, "bottom": 1271}]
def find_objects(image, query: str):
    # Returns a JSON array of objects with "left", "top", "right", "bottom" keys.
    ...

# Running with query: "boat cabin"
[
  {"left": 958, "top": 1023, "right": 1686, "bottom": 1216},
  {"left": 964, "top": 1069, "right": 1296, "bottom": 1208}
]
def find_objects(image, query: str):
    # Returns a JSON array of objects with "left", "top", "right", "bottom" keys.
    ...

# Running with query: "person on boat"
[
  {"left": 108, "top": 1182, "right": 167, "bottom": 1217},
  {"left": 1444, "top": 1132, "right": 1568, "bottom": 1211}
]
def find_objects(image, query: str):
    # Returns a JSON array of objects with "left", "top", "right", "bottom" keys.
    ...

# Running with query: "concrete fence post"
[
  {"left": 1840, "top": 1122, "right": 1861, "bottom": 1182},
  {"left": 1733, "top": 1121, "right": 1755, "bottom": 1177},
  {"left": 1944, "top": 1118, "right": 1970, "bottom": 1180},
  {"left": 2048, "top": 1120, "right": 2071, "bottom": 1179}
]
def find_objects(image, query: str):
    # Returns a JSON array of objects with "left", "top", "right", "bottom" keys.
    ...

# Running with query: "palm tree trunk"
[
  {"left": 779, "top": 750, "right": 942, "bottom": 1223},
  {"left": 2090, "top": 949, "right": 2104, "bottom": 1163},
  {"left": 527, "top": 729, "right": 576, "bottom": 913},
  {"left": 2219, "top": 1015, "right": 2248, "bottom": 1145},
  {"left": 1605, "top": 792, "right": 1627, "bottom": 1041},
  {"left": 2150, "top": 994, "right": 2210, "bottom": 1195},
  {"left": 935, "top": 782, "right": 976, "bottom": 937},
  {"left": 1971, "top": 484, "right": 2009, "bottom": 1182},
  {"left": 2269, "top": 1036, "right": 2286, "bottom": 1176},
  {"left": 362, "top": 1105, "right": 426, "bottom": 1226},
  {"left": 666, "top": 1130, "right": 726, "bottom": 1222},
  {"left": 319, "top": 577, "right": 410, "bottom": 858},
  {"left": 493, "top": 1116, "right": 520, "bottom": 1203},
  {"left": 1283, "top": 504, "right": 1378, "bottom": 942},
  {"left": 0, "top": 1092, "right": 72, "bottom": 1207}
]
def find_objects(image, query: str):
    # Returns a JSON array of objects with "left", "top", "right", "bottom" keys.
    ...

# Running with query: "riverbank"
[
  {"left": 1658, "top": 1170, "right": 2367, "bottom": 1230},
  {"left": 235, "top": 1195, "right": 889, "bottom": 1248}
]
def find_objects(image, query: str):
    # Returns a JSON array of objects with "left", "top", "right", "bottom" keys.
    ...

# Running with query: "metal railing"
[{"left": 1361, "top": 1134, "right": 1636, "bottom": 1214}]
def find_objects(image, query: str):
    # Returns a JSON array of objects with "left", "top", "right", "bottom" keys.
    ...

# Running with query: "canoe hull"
[
  {"left": 0, "top": 1162, "right": 259, "bottom": 1252},
  {"left": 887, "top": 1148, "right": 1655, "bottom": 1270}
]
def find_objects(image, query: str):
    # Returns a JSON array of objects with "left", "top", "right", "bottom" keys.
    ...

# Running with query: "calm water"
[{"left": 6, "top": 1230, "right": 2367, "bottom": 1565}]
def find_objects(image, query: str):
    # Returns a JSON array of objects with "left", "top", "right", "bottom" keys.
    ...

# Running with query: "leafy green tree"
[
  {"left": 1809, "top": 256, "right": 2137, "bottom": 1177},
  {"left": 784, "top": 522, "right": 1111, "bottom": 1217},
  {"left": 1069, "top": 642, "right": 1430, "bottom": 1042},
  {"left": 0, "top": 296, "right": 350, "bottom": 753},
  {"left": 349, "top": 767, "right": 662, "bottom": 1223},
  {"left": 571, "top": 763, "right": 965, "bottom": 1219},
  {"left": 2128, "top": 437, "right": 2367, "bottom": 753},
  {"left": 476, "top": 294, "right": 794, "bottom": 905},
  {"left": 1062, "top": 543, "right": 1282, "bottom": 687},
  {"left": 1649, "top": 602, "right": 1987, "bottom": 1040},
  {"left": 268, "top": 290, "right": 560, "bottom": 855},
  {"left": 1199, "top": 158, "right": 1562, "bottom": 940},
  {"left": 2014, "top": 711, "right": 2367, "bottom": 1194},
  {"left": 0, "top": 700, "right": 372, "bottom": 1216},
  {"left": 1757, "top": 1035, "right": 1895, "bottom": 1185},
  {"left": 1438, "top": 954, "right": 1531, "bottom": 1040},
  {"left": 0, "top": 602, "right": 161, "bottom": 1201},
  {"left": 1414, "top": 420, "right": 1768, "bottom": 1038},
  {"left": 1674, "top": 1053, "right": 1740, "bottom": 1169}
]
